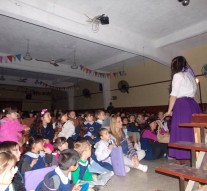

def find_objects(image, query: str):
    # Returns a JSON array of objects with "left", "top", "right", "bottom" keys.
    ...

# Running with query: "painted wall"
[
  {"left": 110, "top": 60, "right": 171, "bottom": 108},
  {"left": 72, "top": 60, "right": 171, "bottom": 110},
  {"left": 109, "top": 44, "right": 207, "bottom": 109}
]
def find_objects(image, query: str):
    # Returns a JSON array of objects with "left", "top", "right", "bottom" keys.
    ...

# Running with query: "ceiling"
[{"left": 0, "top": 0, "right": 207, "bottom": 88}]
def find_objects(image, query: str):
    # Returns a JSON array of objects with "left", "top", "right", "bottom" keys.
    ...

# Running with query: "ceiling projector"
[{"left": 97, "top": 14, "right": 109, "bottom": 25}]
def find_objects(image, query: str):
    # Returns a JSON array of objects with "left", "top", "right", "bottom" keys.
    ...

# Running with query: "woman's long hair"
[
  {"left": 110, "top": 115, "right": 123, "bottom": 146},
  {"left": 171, "top": 56, "right": 188, "bottom": 78},
  {"left": 169, "top": 56, "right": 189, "bottom": 93}
]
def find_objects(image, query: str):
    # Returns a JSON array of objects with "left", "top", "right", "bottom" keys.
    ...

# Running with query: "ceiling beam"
[
  {"left": 153, "top": 20, "right": 207, "bottom": 48},
  {"left": 89, "top": 52, "right": 136, "bottom": 70}
]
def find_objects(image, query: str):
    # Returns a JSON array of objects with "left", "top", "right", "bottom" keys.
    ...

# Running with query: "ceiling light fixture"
[
  {"left": 120, "top": 63, "right": 127, "bottom": 76},
  {"left": 178, "top": 0, "right": 190, "bottom": 6},
  {"left": 71, "top": 50, "right": 78, "bottom": 69},
  {"left": 23, "top": 39, "right": 33, "bottom": 61}
]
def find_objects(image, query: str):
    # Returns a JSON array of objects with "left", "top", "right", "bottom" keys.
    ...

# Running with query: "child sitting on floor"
[
  {"left": 29, "top": 109, "right": 54, "bottom": 143},
  {"left": 43, "top": 142, "right": 55, "bottom": 167},
  {"left": 72, "top": 140, "right": 96, "bottom": 184},
  {"left": 72, "top": 140, "right": 113, "bottom": 188},
  {"left": 93, "top": 110, "right": 106, "bottom": 143},
  {"left": 0, "top": 107, "right": 28, "bottom": 144},
  {"left": 94, "top": 128, "right": 114, "bottom": 171},
  {"left": 53, "top": 137, "right": 69, "bottom": 161},
  {"left": 35, "top": 149, "right": 84, "bottom": 191},
  {"left": 0, "top": 141, "right": 25, "bottom": 191},
  {"left": 19, "top": 135, "right": 45, "bottom": 174},
  {"left": 127, "top": 114, "right": 141, "bottom": 151},
  {"left": 0, "top": 151, "right": 17, "bottom": 191},
  {"left": 83, "top": 112, "right": 97, "bottom": 145}
]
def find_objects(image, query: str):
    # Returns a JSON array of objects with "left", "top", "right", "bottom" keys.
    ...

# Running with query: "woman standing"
[{"left": 165, "top": 56, "right": 201, "bottom": 160}]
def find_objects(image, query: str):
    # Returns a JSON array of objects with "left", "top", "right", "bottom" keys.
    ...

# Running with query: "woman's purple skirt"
[{"left": 169, "top": 97, "right": 201, "bottom": 159}]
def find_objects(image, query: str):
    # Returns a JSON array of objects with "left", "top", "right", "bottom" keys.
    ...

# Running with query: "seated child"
[
  {"left": 43, "top": 142, "right": 56, "bottom": 166},
  {"left": 95, "top": 110, "right": 105, "bottom": 128},
  {"left": 0, "top": 107, "right": 29, "bottom": 144},
  {"left": 93, "top": 110, "right": 106, "bottom": 143},
  {"left": 0, "top": 151, "right": 17, "bottom": 191},
  {"left": 29, "top": 109, "right": 54, "bottom": 142},
  {"left": 53, "top": 137, "right": 69, "bottom": 161},
  {"left": 122, "top": 117, "right": 129, "bottom": 138},
  {"left": 58, "top": 112, "right": 76, "bottom": 149},
  {"left": 72, "top": 140, "right": 113, "bottom": 188},
  {"left": 72, "top": 140, "right": 95, "bottom": 184},
  {"left": 94, "top": 128, "right": 114, "bottom": 171},
  {"left": 136, "top": 113, "right": 147, "bottom": 132},
  {"left": 0, "top": 141, "right": 25, "bottom": 191},
  {"left": 35, "top": 149, "right": 83, "bottom": 191},
  {"left": 127, "top": 114, "right": 141, "bottom": 151},
  {"left": 83, "top": 112, "right": 97, "bottom": 145},
  {"left": 19, "top": 135, "right": 45, "bottom": 174}
]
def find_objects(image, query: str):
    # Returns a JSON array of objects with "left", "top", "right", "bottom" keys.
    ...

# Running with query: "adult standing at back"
[
  {"left": 165, "top": 56, "right": 201, "bottom": 161},
  {"left": 107, "top": 102, "right": 114, "bottom": 114}
]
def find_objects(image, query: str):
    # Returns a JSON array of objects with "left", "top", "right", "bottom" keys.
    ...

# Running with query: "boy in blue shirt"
[{"left": 36, "top": 149, "right": 86, "bottom": 191}]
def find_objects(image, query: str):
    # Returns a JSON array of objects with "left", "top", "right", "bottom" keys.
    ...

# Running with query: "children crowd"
[{"left": 0, "top": 107, "right": 171, "bottom": 191}]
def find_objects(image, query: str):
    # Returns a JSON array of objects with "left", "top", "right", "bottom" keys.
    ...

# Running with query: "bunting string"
[
  {"left": 0, "top": 54, "right": 21, "bottom": 63},
  {"left": 80, "top": 65, "right": 126, "bottom": 78},
  {"left": 34, "top": 80, "right": 74, "bottom": 91}
]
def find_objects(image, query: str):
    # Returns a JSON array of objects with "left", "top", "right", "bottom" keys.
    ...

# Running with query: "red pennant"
[{"left": 7, "top": 55, "right": 13, "bottom": 62}]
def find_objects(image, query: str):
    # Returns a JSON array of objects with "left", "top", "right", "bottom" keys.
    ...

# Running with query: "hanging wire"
[
  {"left": 85, "top": 14, "right": 101, "bottom": 33},
  {"left": 142, "top": 46, "right": 145, "bottom": 66},
  {"left": 122, "top": 62, "right": 126, "bottom": 76},
  {"left": 71, "top": 50, "right": 78, "bottom": 69}
]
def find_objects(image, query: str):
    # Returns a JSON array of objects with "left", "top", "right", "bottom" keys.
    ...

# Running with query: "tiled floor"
[{"left": 102, "top": 158, "right": 180, "bottom": 191}]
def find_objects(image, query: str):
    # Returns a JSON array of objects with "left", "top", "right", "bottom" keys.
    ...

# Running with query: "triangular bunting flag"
[
  {"left": 13, "top": 55, "right": 16, "bottom": 61},
  {"left": 16, "top": 54, "right": 21, "bottom": 61},
  {"left": 7, "top": 55, "right": 13, "bottom": 62}
]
